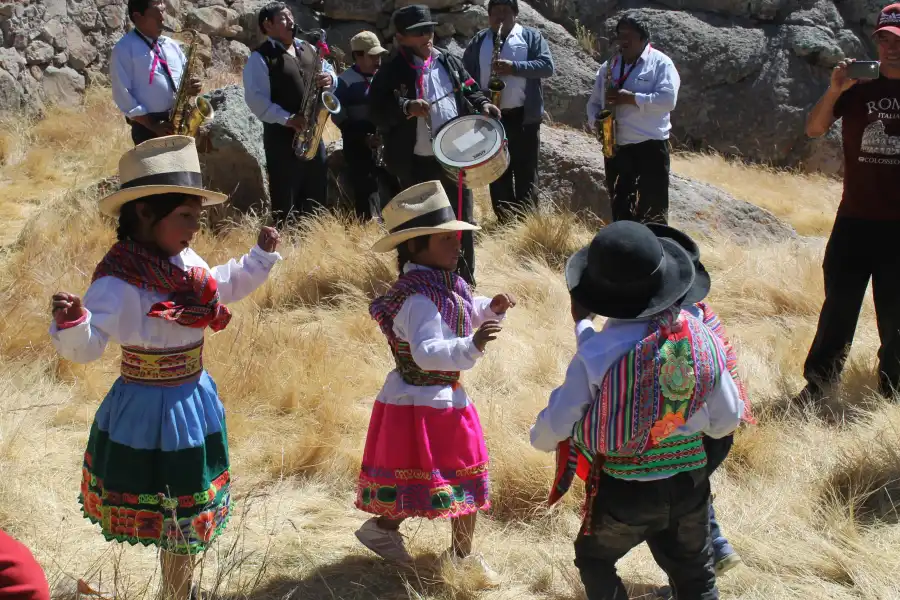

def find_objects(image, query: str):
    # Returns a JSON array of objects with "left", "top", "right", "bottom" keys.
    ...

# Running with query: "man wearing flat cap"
[
  {"left": 368, "top": 4, "right": 501, "bottom": 287},
  {"left": 333, "top": 31, "right": 393, "bottom": 221}
]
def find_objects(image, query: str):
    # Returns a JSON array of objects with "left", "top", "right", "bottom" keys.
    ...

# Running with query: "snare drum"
[{"left": 432, "top": 115, "right": 510, "bottom": 189}]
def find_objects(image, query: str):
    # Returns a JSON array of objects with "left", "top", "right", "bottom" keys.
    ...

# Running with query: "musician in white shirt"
[
  {"left": 110, "top": 0, "right": 202, "bottom": 145},
  {"left": 587, "top": 15, "right": 680, "bottom": 225}
]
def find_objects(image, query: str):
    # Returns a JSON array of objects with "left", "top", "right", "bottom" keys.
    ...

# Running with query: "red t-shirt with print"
[{"left": 835, "top": 76, "right": 900, "bottom": 220}]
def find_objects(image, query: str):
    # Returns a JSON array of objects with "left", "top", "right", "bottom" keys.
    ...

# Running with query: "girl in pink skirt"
[{"left": 354, "top": 181, "right": 515, "bottom": 587}]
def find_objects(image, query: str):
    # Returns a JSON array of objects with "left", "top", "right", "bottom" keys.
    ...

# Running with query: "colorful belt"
[{"left": 120, "top": 341, "right": 204, "bottom": 386}]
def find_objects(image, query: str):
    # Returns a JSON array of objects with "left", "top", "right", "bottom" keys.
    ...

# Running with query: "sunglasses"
[{"left": 401, "top": 25, "right": 435, "bottom": 36}]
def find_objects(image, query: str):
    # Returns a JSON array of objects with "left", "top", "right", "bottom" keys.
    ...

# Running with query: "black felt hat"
[
  {"left": 645, "top": 223, "right": 711, "bottom": 305},
  {"left": 393, "top": 5, "right": 438, "bottom": 33},
  {"left": 564, "top": 221, "right": 696, "bottom": 319}
]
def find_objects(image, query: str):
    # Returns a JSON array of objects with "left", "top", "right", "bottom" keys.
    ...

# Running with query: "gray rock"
[
  {"left": 25, "top": 40, "right": 54, "bottom": 65},
  {"left": 517, "top": 1, "right": 597, "bottom": 129},
  {"left": 435, "top": 5, "right": 487, "bottom": 39},
  {"left": 787, "top": 24, "right": 844, "bottom": 67},
  {"left": 39, "top": 19, "right": 67, "bottom": 50},
  {"left": 323, "top": 0, "right": 384, "bottom": 23},
  {"left": 42, "top": 65, "right": 85, "bottom": 108},
  {"left": 66, "top": 24, "right": 98, "bottom": 71},
  {"left": 227, "top": 39, "right": 251, "bottom": 69},
  {"left": 52, "top": 51, "right": 68, "bottom": 67},
  {"left": 69, "top": 0, "right": 100, "bottom": 30},
  {"left": 0, "top": 4, "right": 15, "bottom": 20},
  {"left": 795, "top": 119, "right": 843, "bottom": 176},
  {"left": 198, "top": 0, "right": 228, "bottom": 6},
  {"left": 0, "top": 68, "right": 21, "bottom": 113},
  {"left": 0, "top": 47, "right": 26, "bottom": 79},
  {"left": 436, "top": 22, "right": 456, "bottom": 38},
  {"left": 198, "top": 85, "right": 269, "bottom": 216},
  {"left": 43, "top": 0, "right": 68, "bottom": 20},
  {"left": 538, "top": 125, "right": 797, "bottom": 243},
  {"left": 100, "top": 4, "right": 126, "bottom": 30},
  {"left": 394, "top": 0, "right": 464, "bottom": 10},
  {"left": 18, "top": 67, "right": 44, "bottom": 114},
  {"left": 186, "top": 6, "right": 242, "bottom": 38}
]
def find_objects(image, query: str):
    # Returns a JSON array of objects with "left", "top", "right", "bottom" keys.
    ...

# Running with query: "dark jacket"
[
  {"left": 462, "top": 25, "right": 554, "bottom": 125},
  {"left": 369, "top": 46, "right": 490, "bottom": 182}
]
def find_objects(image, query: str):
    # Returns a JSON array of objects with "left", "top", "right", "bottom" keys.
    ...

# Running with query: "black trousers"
[
  {"left": 343, "top": 137, "right": 397, "bottom": 221},
  {"left": 488, "top": 107, "right": 540, "bottom": 223},
  {"left": 574, "top": 470, "right": 717, "bottom": 600},
  {"left": 128, "top": 112, "right": 169, "bottom": 146},
  {"left": 604, "top": 138, "right": 670, "bottom": 224},
  {"left": 803, "top": 217, "right": 900, "bottom": 396},
  {"left": 264, "top": 125, "right": 328, "bottom": 228},
  {"left": 398, "top": 155, "right": 476, "bottom": 287}
]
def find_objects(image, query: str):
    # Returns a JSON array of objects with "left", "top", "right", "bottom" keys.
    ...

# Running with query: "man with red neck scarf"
[{"left": 368, "top": 5, "right": 501, "bottom": 288}]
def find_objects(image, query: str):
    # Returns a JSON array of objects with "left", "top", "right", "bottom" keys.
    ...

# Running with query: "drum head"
[{"left": 433, "top": 115, "right": 505, "bottom": 168}]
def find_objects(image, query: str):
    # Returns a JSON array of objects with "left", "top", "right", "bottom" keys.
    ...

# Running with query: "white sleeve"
[
  {"left": 634, "top": 59, "right": 679, "bottom": 114},
  {"left": 586, "top": 64, "right": 606, "bottom": 125},
  {"left": 470, "top": 296, "right": 505, "bottom": 328},
  {"left": 530, "top": 352, "right": 594, "bottom": 452},
  {"left": 672, "top": 371, "right": 744, "bottom": 439},
  {"left": 243, "top": 52, "right": 293, "bottom": 125},
  {"left": 48, "top": 277, "right": 139, "bottom": 364},
  {"left": 575, "top": 319, "right": 596, "bottom": 347},
  {"left": 394, "top": 295, "right": 483, "bottom": 372},
  {"left": 110, "top": 43, "right": 147, "bottom": 118},
  {"left": 209, "top": 245, "right": 282, "bottom": 304}
]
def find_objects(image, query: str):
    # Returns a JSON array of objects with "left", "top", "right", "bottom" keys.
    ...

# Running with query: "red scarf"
[{"left": 92, "top": 242, "right": 232, "bottom": 331}]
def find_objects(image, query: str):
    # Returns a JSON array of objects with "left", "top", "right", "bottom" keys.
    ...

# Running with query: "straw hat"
[
  {"left": 372, "top": 180, "right": 480, "bottom": 252},
  {"left": 98, "top": 135, "right": 227, "bottom": 217}
]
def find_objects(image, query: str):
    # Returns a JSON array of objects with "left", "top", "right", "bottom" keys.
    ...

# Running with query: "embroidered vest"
[
  {"left": 695, "top": 302, "right": 755, "bottom": 425},
  {"left": 370, "top": 268, "right": 474, "bottom": 387}
]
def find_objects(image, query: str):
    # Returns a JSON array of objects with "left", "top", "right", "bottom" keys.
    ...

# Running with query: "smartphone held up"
[{"left": 846, "top": 60, "right": 880, "bottom": 81}]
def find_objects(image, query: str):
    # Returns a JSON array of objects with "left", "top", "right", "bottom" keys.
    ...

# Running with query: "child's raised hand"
[
  {"left": 51, "top": 292, "right": 85, "bottom": 325},
  {"left": 258, "top": 226, "right": 280, "bottom": 252},
  {"left": 490, "top": 293, "right": 517, "bottom": 314},
  {"left": 473, "top": 320, "right": 503, "bottom": 352}
]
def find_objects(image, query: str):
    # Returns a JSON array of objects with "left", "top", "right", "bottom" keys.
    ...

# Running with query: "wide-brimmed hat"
[
  {"left": 372, "top": 180, "right": 479, "bottom": 252},
  {"left": 565, "top": 221, "right": 695, "bottom": 319},
  {"left": 645, "top": 223, "right": 711, "bottom": 305},
  {"left": 393, "top": 5, "right": 438, "bottom": 34},
  {"left": 98, "top": 135, "right": 227, "bottom": 218}
]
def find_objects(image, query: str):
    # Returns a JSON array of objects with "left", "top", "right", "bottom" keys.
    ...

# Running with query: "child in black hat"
[{"left": 532, "top": 221, "right": 745, "bottom": 600}]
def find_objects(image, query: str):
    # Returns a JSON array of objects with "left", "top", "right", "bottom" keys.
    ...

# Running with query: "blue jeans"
[{"left": 709, "top": 502, "right": 734, "bottom": 561}]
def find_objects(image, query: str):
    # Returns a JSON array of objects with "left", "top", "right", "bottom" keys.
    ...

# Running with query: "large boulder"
[
  {"left": 323, "top": 0, "right": 385, "bottom": 23},
  {"left": 186, "top": 6, "right": 242, "bottom": 38},
  {"left": 197, "top": 85, "right": 269, "bottom": 216},
  {"left": 42, "top": 66, "right": 85, "bottom": 108},
  {"left": 524, "top": 1, "right": 870, "bottom": 175},
  {"left": 517, "top": 1, "right": 597, "bottom": 130},
  {"left": 538, "top": 125, "right": 797, "bottom": 244}
]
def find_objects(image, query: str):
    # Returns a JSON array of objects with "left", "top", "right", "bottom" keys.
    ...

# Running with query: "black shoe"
[{"left": 792, "top": 384, "right": 825, "bottom": 406}]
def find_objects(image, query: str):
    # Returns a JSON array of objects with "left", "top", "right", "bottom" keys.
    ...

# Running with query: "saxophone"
[
  {"left": 487, "top": 23, "right": 506, "bottom": 107},
  {"left": 169, "top": 29, "right": 214, "bottom": 137},
  {"left": 595, "top": 48, "right": 618, "bottom": 159},
  {"left": 293, "top": 29, "right": 342, "bottom": 161}
]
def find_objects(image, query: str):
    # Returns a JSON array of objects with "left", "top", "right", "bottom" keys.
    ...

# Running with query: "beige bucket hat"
[
  {"left": 372, "top": 180, "right": 480, "bottom": 252},
  {"left": 98, "top": 135, "right": 228, "bottom": 217}
]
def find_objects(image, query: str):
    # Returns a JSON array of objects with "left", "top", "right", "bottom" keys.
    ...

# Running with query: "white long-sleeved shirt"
[
  {"left": 376, "top": 263, "right": 505, "bottom": 410},
  {"left": 477, "top": 23, "right": 528, "bottom": 110},
  {"left": 49, "top": 245, "right": 281, "bottom": 362},
  {"left": 586, "top": 44, "right": 681, "bottom": 146},
  {"left": 530, "top": 317, "right": 743, "bottom": 476},
  {"left": 412, "top": 49, "right": 460, "bottom": 157},
  {"left": 110, "top": 29, "right": 187, "bottom": 118},
  {"left": 242, "top": 36, "right": 338, "bottom": 126}
]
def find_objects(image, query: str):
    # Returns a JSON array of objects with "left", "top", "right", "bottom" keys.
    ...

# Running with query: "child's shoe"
[
  {"left": 354, "top": 518, "right": 414, "bottom": 565},
  {"left": 440, "top": 550, "right": 501, "bottom": 590}
]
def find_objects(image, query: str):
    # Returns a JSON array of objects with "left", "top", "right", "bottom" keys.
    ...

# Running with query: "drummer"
[{"left": 369, "top": 4, "right": 500, "bottom": 287}]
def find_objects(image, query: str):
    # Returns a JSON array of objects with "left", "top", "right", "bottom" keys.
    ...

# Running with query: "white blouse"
[
  {"left": 49, "top": 245, "right": 281, "bottom": 362},
  {"left": 376, "top": 264, "right": 505, "bottom": 410}
]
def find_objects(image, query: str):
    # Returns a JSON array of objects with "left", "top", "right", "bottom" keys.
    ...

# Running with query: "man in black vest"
[
  {"left": 369, "top": 5, "right": 500, "bottom": 287},
  {"left": 243, "top": 2, "right": 337, "bottom": 227}
]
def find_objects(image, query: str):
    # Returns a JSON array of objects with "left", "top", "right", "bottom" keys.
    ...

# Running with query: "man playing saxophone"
[
  {"left": 243, "top": 2, "right": 337, "bottom": 227},
  {"left": 587, "top": 15, "right": 680, "bottom": 225},
  {"left": 110, "top": 0, "right": 203, "bottom": 145},
  {"left": 463, "top": 0, "right": 554, "bottom": 223}
]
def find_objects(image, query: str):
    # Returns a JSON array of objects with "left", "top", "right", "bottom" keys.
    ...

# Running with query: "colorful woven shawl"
[
  {"left": 548, "top": 307, "right": 727, "bottom": 507},
  {"left": 92, "top": 241, "right": 232, "bottom": 332},
  {"left": 370, "top": 267, "right": 474, "bottom": 386},
  {"left": 695, "top": 301, "right": 756, "bottom": 425}
]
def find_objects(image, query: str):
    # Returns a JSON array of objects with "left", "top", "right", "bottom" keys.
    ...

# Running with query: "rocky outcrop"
[
  {"left": 525, "top": 0, "right": 882, "bottom": 175},
  {"left": 538, "top": 125, "right": 797, "bottom": 243}
]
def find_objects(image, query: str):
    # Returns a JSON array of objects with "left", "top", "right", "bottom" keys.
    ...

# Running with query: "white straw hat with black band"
[
  {"left": 98, "top": 135, "right": 228, "bottom": 218},
  {"left": 371, "top": 180, "right": 480, "bottom": 253}
]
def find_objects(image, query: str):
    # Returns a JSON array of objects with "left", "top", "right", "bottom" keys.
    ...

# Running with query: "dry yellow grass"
[{"left": 2, "top": 89, "right": 899, "bottom": 600}]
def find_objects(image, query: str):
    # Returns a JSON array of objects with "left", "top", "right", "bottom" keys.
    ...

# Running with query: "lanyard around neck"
[{"left": 613, "top": 44, "right": 650, "bottom": 89}]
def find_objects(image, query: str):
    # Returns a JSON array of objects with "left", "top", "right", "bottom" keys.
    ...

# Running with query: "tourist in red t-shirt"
[{"left": 800, "top": 3, "right": 900, "bottom": 402}]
